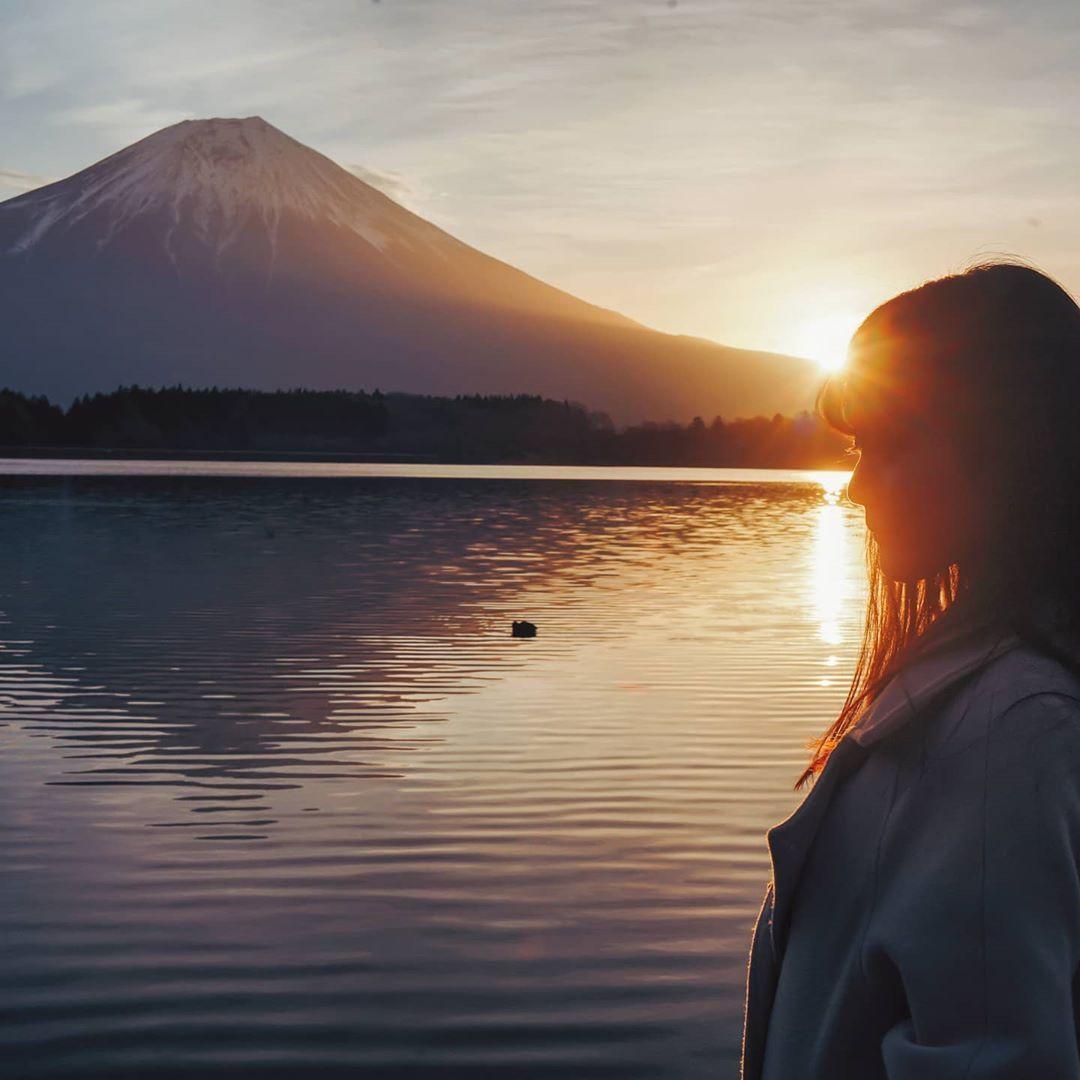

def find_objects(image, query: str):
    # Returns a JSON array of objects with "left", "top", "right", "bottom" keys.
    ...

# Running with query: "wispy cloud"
[
  {"left": 54, "top": 99, "right": 195, "bottom": 144},
  {"left": 345, "top": 164, "right": 413, "bottom": 204},
  {"left": 0, "top": 167, "right": 51, "bottom": 198},
  {"left": 2, "top": 0, "right": 1080, "bottom": 350}
]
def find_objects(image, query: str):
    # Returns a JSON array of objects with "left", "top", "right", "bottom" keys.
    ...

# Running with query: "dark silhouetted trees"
[
  {"left": 0, "top": 385, "right": 851, "bottom": 467},
  {"left": 0, "top": 389, "right": 66, "bottom": 446},
  {"left": 61, "top": 385, "right": 388, "bottom": 450}
]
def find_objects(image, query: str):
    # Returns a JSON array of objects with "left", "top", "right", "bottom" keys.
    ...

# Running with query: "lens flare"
[{"left": 790, "top": 311, "right": 863, "bottom": 373}]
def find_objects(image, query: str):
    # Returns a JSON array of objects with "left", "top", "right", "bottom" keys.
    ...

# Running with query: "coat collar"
[{"left": 849, "top": 613, "right": 1020, "bottom": 749}]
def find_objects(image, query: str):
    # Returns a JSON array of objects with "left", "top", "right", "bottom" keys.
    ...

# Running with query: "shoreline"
[{"left": 0, "top": 445, "right": 850, "bottom": 470}]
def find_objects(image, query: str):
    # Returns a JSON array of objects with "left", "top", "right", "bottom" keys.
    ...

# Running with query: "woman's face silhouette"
[{"left": 844, "top": 405, "right": 976, "bottom": 584}]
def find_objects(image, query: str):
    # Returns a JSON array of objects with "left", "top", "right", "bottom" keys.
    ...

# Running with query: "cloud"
[
  {"left": 3, "top": 0, "right": 1080, "bottom": 348},
  {"left": 345, "top": 164, "right": 413, "bottom": 204},
  {"left": 0, "top": 167, "right": 51, "bottom": 198},
  {"left": 54, "top": 99, "right": 194, "bottom": 144}
]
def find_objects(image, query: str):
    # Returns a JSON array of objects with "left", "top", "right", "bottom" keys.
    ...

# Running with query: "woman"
[{"left": 741, "top": 261, "right": 1080, "bottom": 1079}]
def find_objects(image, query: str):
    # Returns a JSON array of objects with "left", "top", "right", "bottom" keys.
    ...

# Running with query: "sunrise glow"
[{"left": 789, "top": 311, "right": 863, "bottom": 373}]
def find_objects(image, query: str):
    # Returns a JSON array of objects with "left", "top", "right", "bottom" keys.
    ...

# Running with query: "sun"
[{"left": 790, "top": 311, "right": 863, "bottom": 373}]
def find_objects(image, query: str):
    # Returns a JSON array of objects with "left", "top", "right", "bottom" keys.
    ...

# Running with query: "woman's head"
[{"left": 800, "top": 260, "right": 1080, "bottom": 784}]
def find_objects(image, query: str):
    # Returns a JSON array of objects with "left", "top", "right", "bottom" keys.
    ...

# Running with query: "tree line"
[{"left": 0, "top": 385, "right": 850, "bottom": 468}]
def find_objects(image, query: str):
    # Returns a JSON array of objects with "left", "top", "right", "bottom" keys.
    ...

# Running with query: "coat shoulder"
[
  {"left": 922, "top": 643, "right": 1080, "bottom": 758},
  {"left": 983, "top": 642, "right": 1080, "bottom": 712}
]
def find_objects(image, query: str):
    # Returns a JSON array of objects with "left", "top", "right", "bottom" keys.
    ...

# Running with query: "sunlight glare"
[
  {"left": 791, "top": 311, "right": 863, "bottom": 373},
  {"left": 811, "top": 471, "right": 850, "bottom": 505},
  {"left": 811, "top": 475, "right": 857, "bottom": 652}
]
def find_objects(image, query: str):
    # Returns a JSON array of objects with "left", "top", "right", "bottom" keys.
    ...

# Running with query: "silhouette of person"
[{"left": 742, "top": 261, "right": 1080, "bottom": 1079}]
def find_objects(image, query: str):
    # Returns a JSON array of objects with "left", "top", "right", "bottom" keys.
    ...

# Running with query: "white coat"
[{"left": 740, "top": 604, "right": 1080, "bottom": 1079}]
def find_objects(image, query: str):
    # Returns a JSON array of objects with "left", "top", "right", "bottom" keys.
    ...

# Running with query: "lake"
[{"left": 0, "top": 461, "right": 864, "bottom": 1079}]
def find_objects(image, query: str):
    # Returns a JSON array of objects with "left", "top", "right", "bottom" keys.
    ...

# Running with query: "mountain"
[{"left": 0, "top": 117, "right": 817, "bottom": 423}]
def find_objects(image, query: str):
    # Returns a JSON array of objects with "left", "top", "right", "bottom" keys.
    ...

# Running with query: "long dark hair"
[{"left": 798, "top": 260, "right": 1080, "bottom": 788}]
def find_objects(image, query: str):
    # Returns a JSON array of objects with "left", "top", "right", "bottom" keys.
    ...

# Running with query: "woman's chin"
[{"left": 878, "top": 546, "right": 944, "bottom": 585}]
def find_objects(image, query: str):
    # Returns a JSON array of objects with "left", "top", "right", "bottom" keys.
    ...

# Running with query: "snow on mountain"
[{"left": 6, "top": 116, "right": 456, "bottom": 263}]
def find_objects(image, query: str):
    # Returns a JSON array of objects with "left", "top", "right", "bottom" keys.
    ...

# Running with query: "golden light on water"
[
  {"left": 811, "top": 472, "right": 856, "bottom": 682},
  {"left": 812, "top": 471, "right": 850, "bottom": 505}
]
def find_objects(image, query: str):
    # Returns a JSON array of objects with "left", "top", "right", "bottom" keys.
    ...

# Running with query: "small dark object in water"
[{"left": 512, "top": 620, "right": 537, "bottom": 638}]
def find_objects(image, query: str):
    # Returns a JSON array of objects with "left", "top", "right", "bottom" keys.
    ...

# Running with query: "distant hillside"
[
  {"left": 0, "top": 116, "right": 818, "bottom": 423},
  {"left": 0, "top": 386, "right": 851, "bottom": 469}
]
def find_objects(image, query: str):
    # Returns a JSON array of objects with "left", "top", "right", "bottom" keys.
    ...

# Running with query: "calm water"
[{"left": 0, "top": 462, "right": 865, "bottom": 1078}]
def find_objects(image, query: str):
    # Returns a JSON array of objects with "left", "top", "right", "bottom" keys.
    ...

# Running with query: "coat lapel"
[
  {"left": 765, "top": 735, "right": 868, "bottom": 959},
  {"left": 744, "top": 739, "right": 873, "bottom": 1079}
]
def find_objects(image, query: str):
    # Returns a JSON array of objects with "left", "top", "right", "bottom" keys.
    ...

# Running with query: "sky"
[{"left": 3, "top": 0, "right": 1080, "bottom": 362}]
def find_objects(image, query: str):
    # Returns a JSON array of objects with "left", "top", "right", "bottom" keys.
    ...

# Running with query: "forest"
[{"left": 0, "top": 385, "right": 851, "bottom": 468}]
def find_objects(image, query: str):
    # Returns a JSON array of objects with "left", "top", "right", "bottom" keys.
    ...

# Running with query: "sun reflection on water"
[{"left": 810, "top": 472, "right": 857, "bottom": 683}]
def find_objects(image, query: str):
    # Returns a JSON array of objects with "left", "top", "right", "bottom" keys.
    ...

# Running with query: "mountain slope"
[{"left": 0, "top": 117, "right": 817, "bottom": 423}]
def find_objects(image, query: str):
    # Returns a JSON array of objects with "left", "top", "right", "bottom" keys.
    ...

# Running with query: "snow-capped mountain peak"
[{"left": 4, "top": 116, "right": 447, "bottom": 258}]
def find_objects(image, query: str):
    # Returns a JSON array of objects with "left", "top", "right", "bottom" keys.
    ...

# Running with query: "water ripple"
[{"left": 0, "top": 468, "right": 863, "bottom": 1078}]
